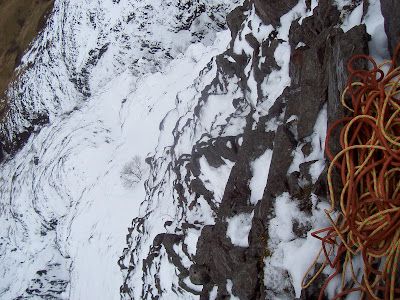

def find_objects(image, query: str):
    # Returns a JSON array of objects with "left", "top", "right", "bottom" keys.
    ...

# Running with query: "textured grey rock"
[
  {"left": 119, "top": 0, "right": 392, "bottom": 299},
  {"left": 226, "top": 2, "right": 249, "bottom": 41},
  {"left": 193, "top": 111, "right": 279, "bottom": 299},
  {"left": 380, "top": 0, "right": 400, "bottom": 57},
  {"left": 189, "top": 264, "right": 211, "bottom": 285},
  {"left": 253, "top": 0, "right": 298, "bottom": 26},
  {"left": 191, "top": 1, "right": 371, "bottom": 299}
]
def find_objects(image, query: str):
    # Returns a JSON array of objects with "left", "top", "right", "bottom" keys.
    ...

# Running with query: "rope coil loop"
[{"left": 302, "top": 45, "right": 400, "bottom": 300}]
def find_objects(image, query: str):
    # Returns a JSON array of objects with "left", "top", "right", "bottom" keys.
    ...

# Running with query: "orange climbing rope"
[{"left": 302, "top": 46, "right": 400, "bottom": 300}]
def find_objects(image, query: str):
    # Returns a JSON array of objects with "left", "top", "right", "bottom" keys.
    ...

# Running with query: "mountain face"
[
  {"left": 0, "top": 0, "right": 396, "bottom": 299},
  {"left": 0, "top": 0, "right": 53, "bottom": 116},
  {"left": 0, "top": 0, "right": 241, "bottom": 155}
]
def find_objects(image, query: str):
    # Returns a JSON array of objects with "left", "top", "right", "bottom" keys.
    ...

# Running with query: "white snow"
[
  {"left": 341, "top": 3, "right": 363, "bottom": 33},
  {"left": 288, "top": 104, "right": 327, "bottom": 178},
  {"left": 117, "top": 27, "right": 249, "bottom": 299},
  {"left": 209, "top": 286, "right": 218, "bottom": 300},
  {"left": 0, "top": 0, "right": 390, "bottom": 298},
  {"left": 226, "top": 280, "right": 240, "bottom": 300},
  {"left": 265, "top": 116, "right": 283, "bottom": 132},
  {"left": 286, "top": 115, "right": 298, "bottom": 123},
  {"left": 249, "top": 149, "right": 273, "bottom": 204},
  {"left": 233, "top": 5, "right": 273, "bottom": 56},
  {"left": 340, "top": 0, "right": 389, "bottom": 63},
  {"left": 199, "top": 156, "right": 235, "bottom": 204},
  {"left": 295, "top": 42, "right": 306, "bottom": 49},
  {"left": 278, "top": 1, "right": 308, "bottom": 40},
  {"left": 183, "top": 229, "right": 200, "bottom": 257},
  {"left": 311, "top": 0, "right": 318, "bottom": 10},
  {"left": 232, "top": 5, "right": 274, "bottom": 108},
  {"left": 226, "top": 212, "right": 254, "bottom": 247},
  {"left": 264, "top": 193, "right": 331, "bottom": 298},
  {"left": 309, "top": 160, "right": 326, "bottom": 183},
  {"left": 0, "top": 4, "right": 240, "bottom": 297},
  {"left": 363, "top": 0, "right": 389, "bottom": 64},
  {"left": 334, "top": 0, "right": 352, "bottom": 11},
  {"left": 257, "top": 0, "right": 309, "bottom": 117}
]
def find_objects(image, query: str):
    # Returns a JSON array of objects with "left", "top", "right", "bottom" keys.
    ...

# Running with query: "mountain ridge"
[{"left": 0, "top": 0, "right": 397, "bottom": 299}]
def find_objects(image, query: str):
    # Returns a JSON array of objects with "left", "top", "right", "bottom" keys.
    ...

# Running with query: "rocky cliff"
[
  {"left": 0, "top": 0, "right": 396, "bottom": 299},
  {"left": 119, "top": 0, "right": 394, "bottom": 299}
]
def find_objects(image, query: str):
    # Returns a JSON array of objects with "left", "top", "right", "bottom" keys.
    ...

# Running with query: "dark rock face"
[
  {"left": 1, "top": 112, "right": 49, "bottom": 155},
  {"left": 253, "top": 0, "right": 298, "bottom": 26},
  {"left": 119, "top": 0, "right": 395, "bottom": 299},
  {"left": 191, "top": 1, "right": 370, "bottom": 299},
  {"left": 189, "top": 264, "right": 211, "bottom": 285},
  {"left": 0, "top": 144, "right": 3, "bottom": 163},
  {"left": 380, "top": 0, "right": 400, "bottom": 57},
  {"left": 193, "top": 111, "right": 279, "bottom": 299},
  {"left": 226, "top": 3, "right": 249, "bottom": 41}
]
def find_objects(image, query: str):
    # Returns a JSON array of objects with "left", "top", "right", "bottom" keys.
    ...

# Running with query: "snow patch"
[
  {"left": 226, "top": 280, "right": 240, "bottom": 300},
  {"left": 199, "top": 156, "right": 235, "bottom": 204},
  {"left": 209, "top": 286, "right": 218, "bottom": 300},
  {"left": 363, "top": 0, "right": 389, "bottom": 63},
  {"left": 264, "top": 193, "right": 330, "bottom": 298},
  {"left": 341, "top": 3, "right": 363, "bottom": 32},
  {"left": 334, "top": 0, "right": 352, "bottom": 10},
  {"left": 226, "top": 212, "right": 254, "bottom": 247},
  {"left": 249, "top": 149, "right": 273, "bottom": 204},
  {"left": 340, "top": 0, "right": 389, "bottom": 63},
  {"left": 258, "top": 0, "right": 308, "bottom": 116},
  {"left": 288, "top": 104, "right": 327, "bottom": 179}
]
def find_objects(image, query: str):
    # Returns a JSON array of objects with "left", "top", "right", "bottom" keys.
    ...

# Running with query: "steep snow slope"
[
  {"left": 0, "top": 0, "right": 241, "bottom": 153},
  {"left": 0, "top": 0, "right": 392, "bottom": 299},
  {"left": 0, "top": 0, "right": 241, "bottom": 299}
]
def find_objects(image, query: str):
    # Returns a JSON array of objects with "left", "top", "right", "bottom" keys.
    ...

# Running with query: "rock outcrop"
[
  {"left": 191, "top": 1, "right": 370, "bottom": 299},
  {"left": 0, "top": 0, "right": 394, "bottom": 299},
  {"left": 119, "top": 0, "right": 389, "bottom": 299},
  {"left": 253, "top": 0, "right": 298, "bottom": 26},
  {"left": 380, "top": 0, "right": 400, "bottom": 57}
]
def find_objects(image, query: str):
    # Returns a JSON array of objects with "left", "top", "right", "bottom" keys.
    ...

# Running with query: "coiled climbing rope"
[{"left": 302, "top": 46, "right": 400, "bottom": 300}]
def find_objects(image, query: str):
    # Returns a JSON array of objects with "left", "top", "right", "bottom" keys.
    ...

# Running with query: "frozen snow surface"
[
  {"left": 0, "top": 0, "right": 391, "bottom": 299},
  {"left": 264, "top": 193, "right": 330, "bottom": 298},
  {"left": 340, "top": 0, "right": 388, "bottom": 62},
  {"left": 0, "top": 0, "right": 242, "bottom": 299},
  {"left": 1, "top": 0, "right": 243, "bottom": 147},
  {"left": 226, "top": 213, "right": 254, "bottom": 247},
  {"left": 249, "top": 149, "right": 273, "bottom": 204}
]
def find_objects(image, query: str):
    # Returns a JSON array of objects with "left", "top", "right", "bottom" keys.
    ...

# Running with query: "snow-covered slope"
[
  {"left": 0, "top": 1, "right": 241, "bottom": 299},
  {"left": 0, "top": 0, "right": 241, "bottom": 153},
  {"left": 0, "top": 0, "right": 393, "bottom": 299}
]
